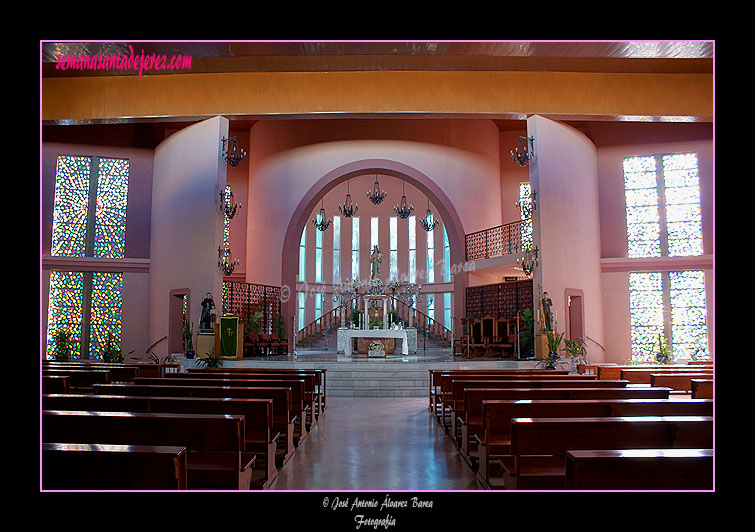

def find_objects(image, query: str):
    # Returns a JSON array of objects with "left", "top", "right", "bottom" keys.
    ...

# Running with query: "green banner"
[{"left": 219, "top": 316, "right": 239, "bottom": 357}]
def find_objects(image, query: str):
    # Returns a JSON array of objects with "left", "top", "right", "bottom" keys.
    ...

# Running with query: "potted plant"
[
  {"left": 519, "top": 308, "right": 535, "bottom": 358},
  {"left": 51, "top": 329, "right": 73, "bottom": 361},
  {"left": 195, "top": 347, "right": 223, "bottom": 369},
  {"left": 101, "top": 332, "right": 134, "bottom": 363},
  {"left": 655, "top": 334, "right": 672, "bottom": 364},
  {"left": 182, "top": 320, "right": 195, "bottom": 359},
  {"left": 563, "top": 337, "right": 587, "bottom": 371},
  {"left": 273, "top": 313, "right": 285, "bottom": 339},
  {"left": 536, "top": 329, "right": 565, "bottom": 369}
]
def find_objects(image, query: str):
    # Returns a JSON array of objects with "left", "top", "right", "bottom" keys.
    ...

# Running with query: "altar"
[{"left": 340, "top": 328, "right": 411, "bottom": 356}]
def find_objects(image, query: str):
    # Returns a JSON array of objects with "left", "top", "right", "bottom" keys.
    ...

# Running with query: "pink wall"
[
  {"left": 528, "top": 115, "right": 605, "bottom": 360},
  {"left": 149, "top": 116, "right": 228, "bottom": 357}
]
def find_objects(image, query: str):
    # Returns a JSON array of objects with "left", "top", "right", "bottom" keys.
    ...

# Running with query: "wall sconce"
[
  {"left": 219, "top": 185, "right": 241, "bottom": 219},
  {"left": 221, "top": 136, "right": 247, "bottom": 167},
  {"left": 510, "top": 136, "right": 535, "bottom": 167},
  {"left": 517, "top": 246, "right": 539, "bottom": 278}
]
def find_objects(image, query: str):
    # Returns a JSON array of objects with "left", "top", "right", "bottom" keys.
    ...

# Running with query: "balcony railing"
[{"left": 465, "top": 218, "right": 531, "bottom": 262}]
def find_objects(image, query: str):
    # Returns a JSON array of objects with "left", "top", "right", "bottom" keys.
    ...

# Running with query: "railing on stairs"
[{"left": 297, "top": 293, "right": 452, "bottom": 347}]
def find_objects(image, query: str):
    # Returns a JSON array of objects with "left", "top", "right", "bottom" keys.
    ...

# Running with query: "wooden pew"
[
  {"left": 131, "top": 376, "right": 306, "bottom": 448},
  {"left": 43, "top": 362, "right": 141, "bottom": 383},
  {"left": 691, "top": 379, "right": 713, "bottom": 399},
  {"left": 564, "top": 448, "right": 713, "bottom": 490},
  {"left": 42, "top": 442, "right": 188, "bottom": 491},
  {"left": 165, "top": 373, "right": 315, "bottom": 433},
  {"left": 620, "top": 367, "right": 713, "bottom": 385},
  {"left": 42, "top": 375, "right": 70, "bottom": 394},
  {"left": 687, "top": 360, "right": 713, "bottom": 366},
  {"left": 93, "top": 382, "right": 296, "bottom": 468},
  {"left": 651, "top": 373, "right": 714, "bottom": 394},
  {"left": 189, "top": 367, "right": 327, "bottom": 416},
  {"left": 42, "top": 410, "right": 256, "bottom": 490},
  {"left": 42, "top": 368, "right": 112, "bottom": 391},
  {"left": 428, "top": 369, "right": 570, "bottom": 416},
  {"left": 476, "top": 397, "right": 711, "bottom": 489},
  {"left": 503, "top": 415, "right": 713, "bottom": 490},
  {"left": 43, "top": 393, "right": 279, "bottom": 489},
  {"left": 597, "top": 364, "right": 695, "bottom": 380},
  {"left": 183, "top": 370, "right": 323, "bottom": 424},
  {"left": 446, "top": 377, "right": 624, "bottom": 438}
]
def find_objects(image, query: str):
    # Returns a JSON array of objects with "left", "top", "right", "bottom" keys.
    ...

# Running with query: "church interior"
[{"left": 40, "top": 41, "right": 715, "bottom": 496}]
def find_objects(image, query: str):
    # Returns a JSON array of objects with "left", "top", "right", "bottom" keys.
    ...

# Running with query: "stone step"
[{"left": 326, "top": 366, "right": 430, "bottom": 397}]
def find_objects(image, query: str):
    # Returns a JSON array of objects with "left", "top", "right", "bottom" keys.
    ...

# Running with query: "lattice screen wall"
[
  {"left": 222, "top": 281, "right": 281, "bottom": 333},
  {"left": 465, "top": 279, "right": 533, "bottom": 319}
]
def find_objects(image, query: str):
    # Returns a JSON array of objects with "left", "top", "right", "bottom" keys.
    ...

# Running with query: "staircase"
[{"left": 325, "top": 363, "right": 430, "bottom": 397}]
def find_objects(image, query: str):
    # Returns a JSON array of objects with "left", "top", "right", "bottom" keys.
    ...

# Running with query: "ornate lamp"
[
  {"left": 221, "top": 136, "right": 247, "bottom": 167},
  {"left": 338, "top": 180, "right": 358, "bottom": 217},
  {"left": 219, "top": 185, "right": 241, "bottom": 219},
  {"left": 393, "top": 181, "right": 414, "bottom": 219},
  {"left": 510, "top": 135, "right": 535, "bottom": 167},
  {"left": 312, "top": 199, "right": 332, "bottom": 231},
  {"left": 419, "top": 199, "right": 439, "bottom": 231},
  {"left": 218, "top": 246, "right": 239, "bottom": 276},
  {"left": 517, "top": 245, "right": 539, "bottom": 278},
  {"left": 367, "top": 174, "right": 387, "bottom": 205}
]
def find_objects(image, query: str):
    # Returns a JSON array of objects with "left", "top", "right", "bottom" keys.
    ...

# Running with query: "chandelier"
[
  {"left": 419, "top": 199, "right": 439, "bottom": 231},
  {"left": 367, "top": 174, "right": 387, "bottom": 205},
  {"left": 219, "top": 185, "right": 241, "bottom": 219},
  {"left": 338, "top": 180, "right": 358, "bottom": 217},
  {"left": 221, "top": 136, "right": 247, "bottom": 167},
  {"left": 312, "top": 198, "right": 332, "bottom": 231},
  {"left": 510, "top": 135, "right": 535, "bottom": 167},
  {"left": 393, "top": 181, "right": 414, "bottom": 219},
  {"left": 517, "top": 245, "right": 539, "bottom": 278},
  {"left": 218, "top": 246, "right": 239, "bottom": 276}
]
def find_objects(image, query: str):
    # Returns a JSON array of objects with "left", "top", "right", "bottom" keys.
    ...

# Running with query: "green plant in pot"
[
  {"left": 183, "top": 320, "right": 195, "bottom": 359},
  {"left": 350, "top": 308, "right": 364, "bottom": 327},
  {"left": 563, "top": 337, "right": 587, "bottom": 371},
  {"left": 246, "top": 311, "right": 263, "bottom": 336},
  {"left": 273, "top": 313, "right": 285, "bottom": 339},
  {"left": 519, "top": 308, "right": 535, "bottom": 358},
  {"left": 655, "top": 334, "right": 672, "bottom": 365},
  {"left": 195, "top": 347, "right": 223, "bottom": 369},
  {"left": 101, "top": 331, "right": 134, "bottom": 363},
  {"left": 536, "top": 329, "right": 565, "bottom": 369},
  {"left": 51, "top": 329, "right": 74, "bottom": 361}
]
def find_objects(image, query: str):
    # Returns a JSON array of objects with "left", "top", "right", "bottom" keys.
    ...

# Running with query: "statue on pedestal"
[
  {"left": 541, "top": 291, "right": 553, "bottom": 332},
  {"left": 370, "top": 245, "right": 383, "bottom": 280},
  {"left": 200, "top": 292, "right": 216, "bottom": 331}
]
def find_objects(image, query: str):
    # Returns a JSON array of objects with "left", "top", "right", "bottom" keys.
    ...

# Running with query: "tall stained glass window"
[
  {"left": 333, "top": 216, "right": 341, "bottom": 285},
  {"left": 299, "top": 225, "right": 306, "bottom": 282},
  {"left": 315, "top": 223, "right": 323, "bottom": 283},
  {"left": 408, "top": 215, "right": 416, "bottom": 283},
  {"left": 629, "top": 270, "right": 709, "bottom": 362},
  {"left": 443, "top": 225, "right": 450, "bottom": 283},
  {"left": 426, "top": 223, "right": 435, "bottom": 283},
  {"left": 519, "top": 183, "right": 534, "bottom": 251},
  {"left": 352, "top": 217, "right": 360, "bottom": 280},
  {"left": 623, "top": 152, "right": 703, "bottom": 258},
  {"left": 47, "top": 155, "right": 129, "bottom": 359},
  {"left": 389, "top": 216, "right": 398, "bottom": 280}
]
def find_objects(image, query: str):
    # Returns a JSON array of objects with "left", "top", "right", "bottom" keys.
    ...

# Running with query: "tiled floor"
[{"left": 269, "top": 396, "right": 480, "bottom": 491}]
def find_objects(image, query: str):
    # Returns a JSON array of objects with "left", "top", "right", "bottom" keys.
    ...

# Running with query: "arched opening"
[{"left": 280, "top": 159, "right": 468, "bottom": 350}]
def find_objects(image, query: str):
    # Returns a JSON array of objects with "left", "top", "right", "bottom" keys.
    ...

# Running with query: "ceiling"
[{"left": 41, "top": 40, "right": 714, "bottom": 76}]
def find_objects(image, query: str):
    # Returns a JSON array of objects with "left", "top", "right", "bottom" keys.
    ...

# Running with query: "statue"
[
  {"left": 200, "top": 292, "right": 216, "bottom": 331},
  {"left": 370, "top": 245, "right": 383, "bottom": 280},
  {"left": 541, "top": 291, "right": 553, "bottom": 332}
]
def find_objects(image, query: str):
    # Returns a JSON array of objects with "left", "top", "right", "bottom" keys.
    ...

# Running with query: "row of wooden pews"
[
  {"left": 41, "top": 360, "right": 327, "bottom": 491},
  {"left": 429, "top": 364, "right": 714, "bottom": 490}
]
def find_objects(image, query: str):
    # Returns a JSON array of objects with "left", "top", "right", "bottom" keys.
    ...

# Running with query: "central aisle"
[{"left": 270, "top": 396, "right": 480, "bottom": 491}]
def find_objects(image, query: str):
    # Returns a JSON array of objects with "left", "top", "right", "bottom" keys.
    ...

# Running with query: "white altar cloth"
[{"left": 343, "top": 328, "right": 409, "bottom": 356}]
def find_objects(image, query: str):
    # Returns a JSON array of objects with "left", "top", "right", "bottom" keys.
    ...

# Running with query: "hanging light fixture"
[
  {"left": 366, "top": 174, "right": 387, "bottom": 205},
  {"left": 338, "top": 180, "right": 358, "bottom": 218},
  {"left": 516, "top": 246, "right": 539, "bottom": 278},
  {"left": 219, "top": 185, "right": 241, "bottom": 219},
  {"left": 393, "top": 181, "right": 414, "bottom": 219},
  {"left": 510, "top": 135, "right": 535, "bottom": 167},
  {"left": 419, "top": 199, "right": 438, "bottom": 231},
  {"left": 218, "top": 246, "right": 239, "bottom": 276},
  {"left": 312, "top": 198, "right": 332, "bottom": 231},
  {"left": 221, "top": 136, "right": 247, "bottom": 167}
]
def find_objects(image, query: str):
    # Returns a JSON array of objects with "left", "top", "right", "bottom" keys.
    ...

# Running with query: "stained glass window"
[
  {"left": 408, "top": 215, "right": 416, "bottom": 283},
  {"left": 89, "top": 272, "right": 124, "bottom": 359},
  {"left": 94, "top": 158, "right": 129, "bottom": 258},
  {"left": 519, "top": 183, "right": 534, "bottom": 251},
  {"left": 352, "top": 217, "right": 360, "bottom": 280},
  {"left": 389, "top": 216, "right": 398, "bottom": 280},
  {"left": 623, "top": 152, "right": 703, "bottom": 258},
  {"left": 51, "top": 155, "right": 92, "bottom": 257},
  {"left": 427, "top": 221, "right": 435, "bottom": 284},
  {"left": 47, "top": 155, "right": 129, "bottom": 359},
  {"left": 443, "top": 225, "right": 450, "bottom": 283},
  {"left": 629, "top": 270, "right": 709, "bottom": 362},
  {"left": 46, "top": 271, "right": 85, "bottom": 359},
  {"left": 315, "top": 223, "right": 323, "bottom": 283},
  {"left": 333, "top": 216, "right": 341, "bottom": 285},
  {"left": 299, "top": 225, "right": 306, "bottom": 282}
]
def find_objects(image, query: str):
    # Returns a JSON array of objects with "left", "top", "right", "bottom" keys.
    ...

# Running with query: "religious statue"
[
  {"left": 370, "top": 245, "right": 383, "bottom": 280},
  {"left": 541, "top": 291, "right": 553, "bottom": 332},
  {"left": 200, "top": 292, "right": 216, "bottom": 331}
]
